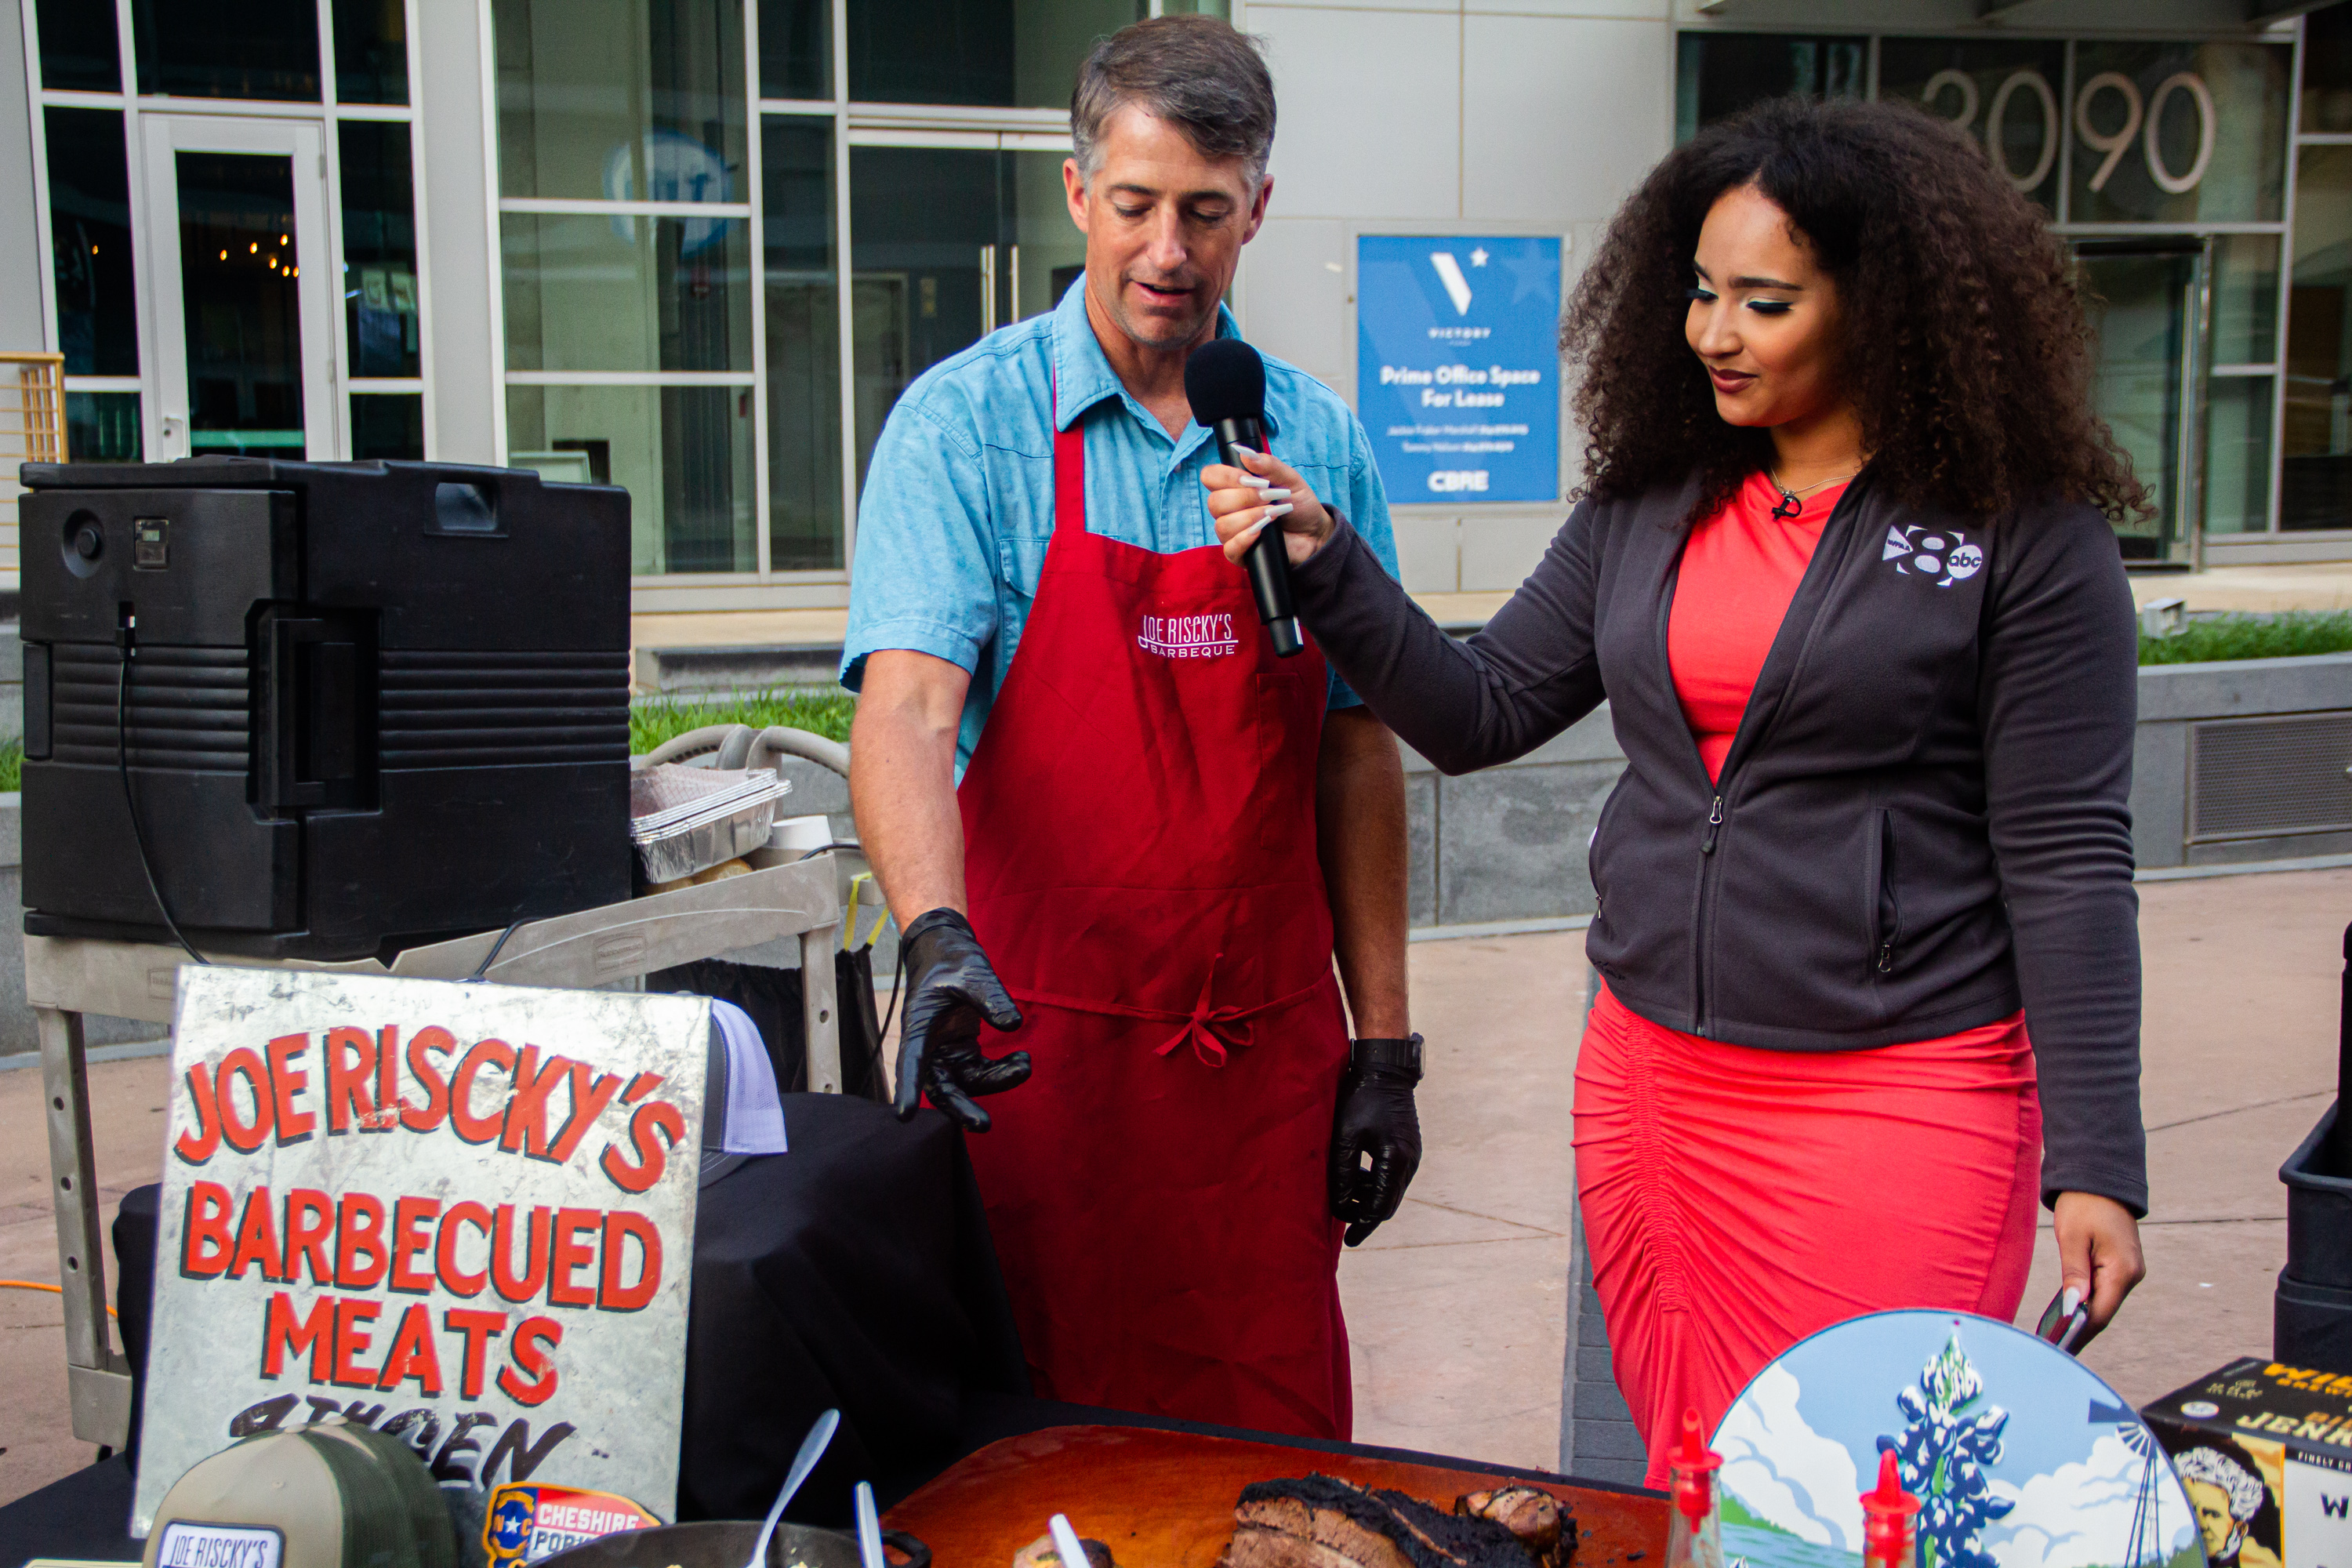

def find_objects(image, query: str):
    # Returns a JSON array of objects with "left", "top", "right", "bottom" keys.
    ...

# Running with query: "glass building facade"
[
  {"left": 11, "top": 0, "right": 2346, "bottom": 605},
  {"left": 1677, "top": 11, "right": 2352, "bottom": 564}
]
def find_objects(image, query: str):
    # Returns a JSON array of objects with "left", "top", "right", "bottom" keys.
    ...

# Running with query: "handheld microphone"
[{"left": 1185, "top": 338, "right": 1302, "bottom": 658}]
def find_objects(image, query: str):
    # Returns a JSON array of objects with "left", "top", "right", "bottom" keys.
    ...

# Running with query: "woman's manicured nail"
[
  {"left": 1230, "top": 445, "right": 1261, "bottom": 461},
  {"left": 1264, "top": 501, "right": 1294, "bottom": 521},
  {"left": 2062, "top": 1287, "right": 2082, "bottom": 1316},
  {"left": 1261, "top": 487, "right": 1292, "bottom": 502},
  {"left": 1238, "top": 472, "right": 1274, "bottom": 490}
]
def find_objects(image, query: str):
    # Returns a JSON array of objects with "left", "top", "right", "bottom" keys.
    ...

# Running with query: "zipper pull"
[
  {"left": 1701, "top": 795, "right": 1723, "bottom": 854},
  {"left": 1877, "top": 940, "right": 1894, "bottom": 975}
]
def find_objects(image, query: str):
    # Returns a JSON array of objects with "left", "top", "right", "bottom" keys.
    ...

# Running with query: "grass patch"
[
  {"left": 630, "top": 688, "right": 856, "bottom": 754},
  {"left": 2140, "top": 610, "right": 2352, "bottom": 666},
  {"left": 0, "top": 740, "right": 18, "bottom": 793}
]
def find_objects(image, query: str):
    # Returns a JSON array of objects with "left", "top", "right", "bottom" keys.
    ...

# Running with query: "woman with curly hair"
[{"left": 1203, "top": 95, "right": 2148, "bottom": 1482}]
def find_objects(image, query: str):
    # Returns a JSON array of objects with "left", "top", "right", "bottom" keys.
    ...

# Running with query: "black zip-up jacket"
[{"left": 1297, "top": 472, "right": 2147, "bottom": 1216}]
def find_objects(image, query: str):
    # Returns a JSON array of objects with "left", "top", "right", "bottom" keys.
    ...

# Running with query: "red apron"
[{"left": 952, "top": 401, "right": 1355, "bottom": 1439}]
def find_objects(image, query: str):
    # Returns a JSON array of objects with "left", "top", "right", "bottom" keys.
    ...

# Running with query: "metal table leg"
[
  {"left": 38, "top": 1004, "right": 134, "bottom": 1450},
  {"left": 799, "top": 922, "right": 843, "bottom": 1094}
]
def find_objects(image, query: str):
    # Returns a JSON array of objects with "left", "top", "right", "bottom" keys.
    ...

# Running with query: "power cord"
[
  {"left": 877, "top": 943, "right": 905, "bottom": 1053},
  {"left": 117, "top": 628, "right": 207, "bottom": 967},
  {"left": 464, "top": 913, "right": 528, "bottom": 982}
]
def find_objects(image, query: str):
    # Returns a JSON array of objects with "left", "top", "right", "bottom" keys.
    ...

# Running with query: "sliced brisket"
[{"left": 1223, "top": 1474, "right": 1538, "bottom": 1568}]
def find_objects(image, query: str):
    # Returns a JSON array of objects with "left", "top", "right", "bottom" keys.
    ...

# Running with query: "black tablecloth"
[
  {"left": 5, "top": 1087, "right": 1648, "bottom": 1566},
  {"left": 63, "top": 1093, "right": 1025, "bottom": 1550},
  {"left": 0, "top": 1390, "right": 1651, "bottom": 1568},
  {"left": 677, "top": 1094, "right": 1030, "bottom": 1525}
]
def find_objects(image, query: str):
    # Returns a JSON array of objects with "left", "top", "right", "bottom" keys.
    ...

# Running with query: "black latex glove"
[
  {"left": 1330, "top": 1034, "right": 1423, "bottom": 1247},
  {"left": 895, "top": 907, "right": 1029, "bottom": 1131}
]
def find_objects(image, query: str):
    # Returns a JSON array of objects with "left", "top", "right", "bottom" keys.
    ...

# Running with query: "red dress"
[{"left": 1573, "top": 473, "right": 2042, "bottom": 1485}]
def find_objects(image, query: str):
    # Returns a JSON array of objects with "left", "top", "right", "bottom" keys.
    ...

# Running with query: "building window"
[
  {"left": 334, "top": 0, "right": 410, "bottom": 105},
  {"left": 759, "top": 0, "right": 830, "bottom": 100},
  {"left": 44, "top": 109, "right": 138, "bottom": 380},
  {"left": 351, "top": 394, "right": 425, "bottom": 460},
  {"left": 844, "top": 0, "right": 1140, "bottom": 108},
  {"left": 64, "top": 392, "right": 142, "bottom": 463},
  {"left": 132, "top": 0, "right": 322, "bottom": 101},
  {"left": 2285, "top": 145, "right": 2352, "bottom": 531},
  {"left": 1674, "top": 33, "right": 1864, "bottom": 144},
  {"left": 495, "top": 0, "right": 757, "bottom": 575},
  {"left": 1877, "top": 39, "right": 2065, "bottom": 215},
  {"left": 847, "top": 147, "right": 1083, "bottom": 496},
  {"left": 341, "top": 122, "right": 421, "bottom": 382},
  {"left": 33, "top": 2, "right": 423, "bottom": 468},
  {"left": 763, "top": 117, "right": 842, "bottom": 571},
  {"left": 2068, "top": 42, "right": 2288, "bottom": 227},
  {"left": 33, "top": 0, "right": 120, "bottom": 93}
]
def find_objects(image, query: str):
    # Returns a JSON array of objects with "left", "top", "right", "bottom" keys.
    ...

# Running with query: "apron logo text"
[{"left": 1138, "top": 612, "right": 1238, "bottom": 659}]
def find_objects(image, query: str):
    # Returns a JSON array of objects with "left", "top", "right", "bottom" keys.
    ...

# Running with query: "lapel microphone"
[{"left": 1185, "top": 338, "right": 1303, "bottom": 658}]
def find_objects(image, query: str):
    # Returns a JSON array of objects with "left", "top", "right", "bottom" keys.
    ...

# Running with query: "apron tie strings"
[
  {"left": 1007, "top": 956, "right": 1325, "bottom": 1069},
  {"left": 1151, "top": 953, "right": 1251, "bottom": 1068}
]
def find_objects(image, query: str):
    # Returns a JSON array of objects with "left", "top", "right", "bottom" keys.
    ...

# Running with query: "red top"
[{"left": 1666, "top": 470, "right": 1849, "bottom": 783}]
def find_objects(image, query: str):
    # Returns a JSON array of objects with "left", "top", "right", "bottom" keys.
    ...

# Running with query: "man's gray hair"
[
  {"left": 2179, "top": 1447, "right": 2267, "bottom": 1523},
  {"left": 1070, "top": 16, "right": 1276, "bottom": 191}
]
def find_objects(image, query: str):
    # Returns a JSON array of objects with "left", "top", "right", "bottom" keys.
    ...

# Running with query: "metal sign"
[
  {"left": 135, "top": 968, "right": 712, "bottom": 1535},
  {"left": 1356, "top": 234, "right": 1562, "bottom": 505}
]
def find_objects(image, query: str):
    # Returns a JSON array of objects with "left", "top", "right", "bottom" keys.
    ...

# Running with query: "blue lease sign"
[{"left": 1357, "top": 235, "right": 1562, "bottom": 504}]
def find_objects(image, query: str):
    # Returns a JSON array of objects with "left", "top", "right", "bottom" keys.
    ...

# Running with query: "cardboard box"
[{"left": 2143, "top": 1358, "right": 2352, "bottom": 1568}]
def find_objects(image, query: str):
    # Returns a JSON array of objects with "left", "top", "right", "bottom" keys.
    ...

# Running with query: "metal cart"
[{"left": 28, "top": 850, "right": 855, "bottom": 1453}]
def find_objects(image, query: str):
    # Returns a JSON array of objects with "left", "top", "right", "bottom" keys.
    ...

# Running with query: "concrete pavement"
[
  {"left": 0, "top": 867, "right": 2343, "bottom": 1508},
  {"left": 1337, "top": 866, "right": 2351, "bottom": 1473}
]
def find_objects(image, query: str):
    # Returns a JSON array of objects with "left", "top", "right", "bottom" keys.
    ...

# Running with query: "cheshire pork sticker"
[{"left": 485, "top": 1483, "right": 659, "bottom": 1566}]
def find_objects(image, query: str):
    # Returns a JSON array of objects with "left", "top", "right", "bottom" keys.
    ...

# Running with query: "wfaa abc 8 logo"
[{"left": 1883, "top": 524, "right": 1985, "bottom": 588}]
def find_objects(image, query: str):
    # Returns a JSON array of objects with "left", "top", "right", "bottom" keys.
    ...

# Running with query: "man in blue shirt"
[{"left": 843, "top": 16, "right": 1419, "bottom": 1438}]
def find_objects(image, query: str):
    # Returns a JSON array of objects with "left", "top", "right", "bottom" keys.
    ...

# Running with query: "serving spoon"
[{"left": 746, "top": 1407, "right": 842, "bottom": 1568}]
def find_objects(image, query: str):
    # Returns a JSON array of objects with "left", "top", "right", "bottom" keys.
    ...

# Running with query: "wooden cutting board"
[{"left": 881, "top": 1425, "right": 1668, "bottom": 1567}]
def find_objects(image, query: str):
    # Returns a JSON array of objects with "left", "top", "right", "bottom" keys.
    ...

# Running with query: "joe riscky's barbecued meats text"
[{"left": 136, "top": 971, "right": 709, "bottom": 1534}]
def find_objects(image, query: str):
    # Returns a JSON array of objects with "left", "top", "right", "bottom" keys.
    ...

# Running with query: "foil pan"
[{"left": 631, "top": 767, "right": 793, "bottom": 884}]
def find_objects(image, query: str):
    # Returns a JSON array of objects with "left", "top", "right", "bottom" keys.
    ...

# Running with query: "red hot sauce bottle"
[
  {"left": 1862, "top": 1450, "right": 1925, "bottom": 1568},
  {"left": 1665, "top": 1409, "right": 1726, "bottom": 1568}
]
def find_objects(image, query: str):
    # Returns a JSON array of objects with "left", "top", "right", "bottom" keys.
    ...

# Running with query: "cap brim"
[{"left": 699, "top": 1149, "right": 756, "bottom": 1188}]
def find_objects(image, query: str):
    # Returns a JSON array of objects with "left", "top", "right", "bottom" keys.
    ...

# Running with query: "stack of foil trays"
[{"left": 629, "top": 764, "right": 794, "bottom": 884}]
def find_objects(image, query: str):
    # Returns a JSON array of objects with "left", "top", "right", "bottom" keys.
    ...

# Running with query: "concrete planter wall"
[
  {"left": 7, "top": 652, "right": 2343, "bottom": 1051},
  {"left": 1399, "top": 706, "right": 1623, "bottom": 931},
  {"left": 1405, "top": 652, "right": 2352, "bottom": 932},
  {"left": 2130, "top": 652, "right": 2352, "bottom": 870}
]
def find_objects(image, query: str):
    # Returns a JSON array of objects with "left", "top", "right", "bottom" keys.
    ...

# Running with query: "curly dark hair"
[{"left": 1562, "top": 95, "right": 2148, "bottom": 524}]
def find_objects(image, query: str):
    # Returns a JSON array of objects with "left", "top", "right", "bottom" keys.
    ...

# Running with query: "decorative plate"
[{"left": 1711, "top": 1309, "right": 2205, "bottom": 1568}]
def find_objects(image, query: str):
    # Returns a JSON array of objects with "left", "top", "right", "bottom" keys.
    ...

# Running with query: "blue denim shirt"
[{"left": 842, "top": 281, "right": 1399, "bottom": 776}]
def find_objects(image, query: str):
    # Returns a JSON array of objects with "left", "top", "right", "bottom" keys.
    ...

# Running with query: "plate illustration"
[{"left": 1710, "top": 1310, "right": 2205, "bottom": 1568}]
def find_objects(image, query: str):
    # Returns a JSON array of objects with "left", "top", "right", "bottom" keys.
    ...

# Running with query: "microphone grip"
[{"left": 1214, "top": 416, "right": 1303, "bottom": 659}]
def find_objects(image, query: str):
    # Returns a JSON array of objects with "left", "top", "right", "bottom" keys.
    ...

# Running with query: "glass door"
[
  {"left": 141, "top": 115, "right": 339, "bottom": 461},
  {"left": 2075, "top": 239, "right": 2210, "bottom": 564},
  {"left": 847, "top": 143, "right": 1087, "bottom": 492}
]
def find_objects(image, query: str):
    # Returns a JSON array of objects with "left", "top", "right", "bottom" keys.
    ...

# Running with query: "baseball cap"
[
  {"left": 699, "top": 998, "right": 787, "bottom": 1188},
  {"left": 143, "top": 1421, "right": 456, "bottom": 1568}
]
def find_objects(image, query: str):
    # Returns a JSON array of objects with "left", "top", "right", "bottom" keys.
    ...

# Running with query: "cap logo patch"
[{"left": 156, "top": 1523, "right": 283, "bottom": 1568}]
